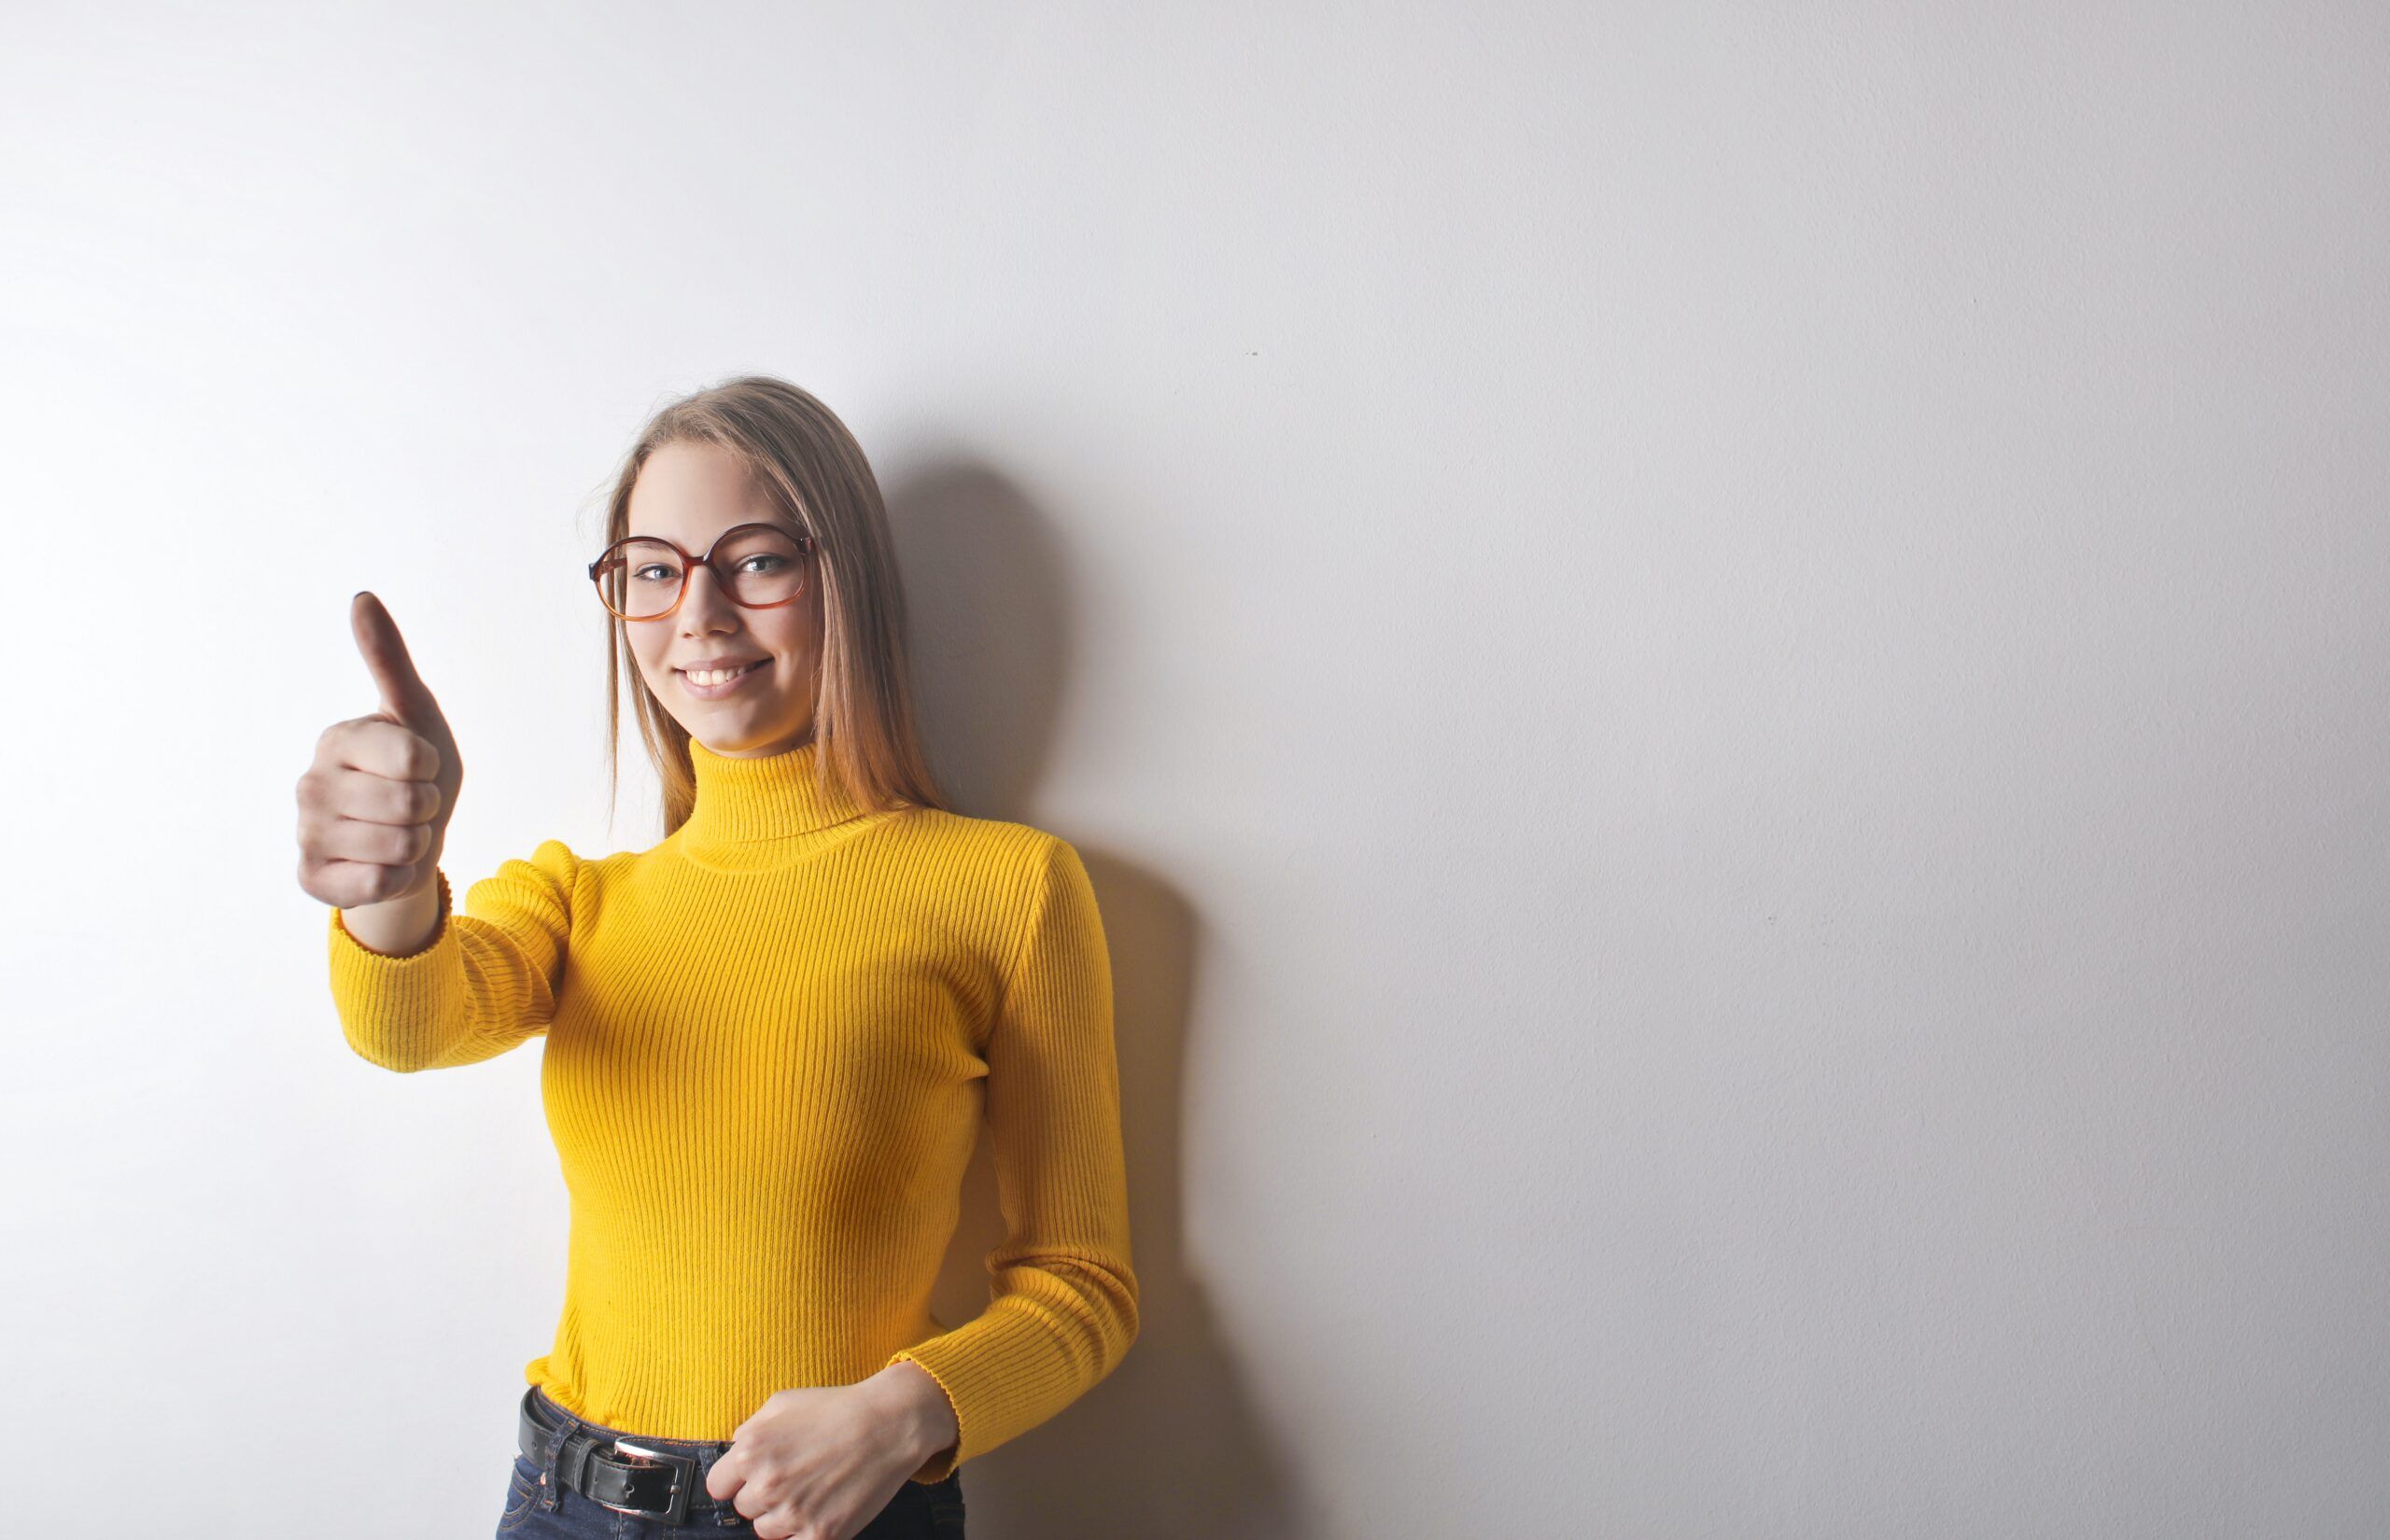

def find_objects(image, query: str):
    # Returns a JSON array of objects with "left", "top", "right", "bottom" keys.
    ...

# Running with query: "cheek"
[{"left": 759, "top": 617, "right": 818, "bottom": 658}]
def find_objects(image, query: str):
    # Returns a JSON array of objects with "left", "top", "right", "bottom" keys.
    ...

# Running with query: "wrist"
[{"left": 868, "top": 1360, "right": 959, "bottom": 1469}]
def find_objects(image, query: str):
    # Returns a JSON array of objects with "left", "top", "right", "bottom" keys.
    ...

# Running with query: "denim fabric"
[{"left": 500, "top": 1385, "right": 965, "bottom": 1540}]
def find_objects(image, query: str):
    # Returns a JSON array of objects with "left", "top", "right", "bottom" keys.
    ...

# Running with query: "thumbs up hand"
[{"left": 297, "top": 593, "right": 466, "bottom": 950}]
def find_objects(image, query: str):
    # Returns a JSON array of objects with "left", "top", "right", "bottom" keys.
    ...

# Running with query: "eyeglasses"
[{"left": 587, "top": 523, "right": 819, "bottom": 621}]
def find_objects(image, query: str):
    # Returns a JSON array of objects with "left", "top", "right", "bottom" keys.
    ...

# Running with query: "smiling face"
[{"left": 622, "top": 440, "right": 823, "bottom": 758}]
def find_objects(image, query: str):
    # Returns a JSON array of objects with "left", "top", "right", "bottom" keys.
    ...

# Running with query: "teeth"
[{"left": 684, "top": 662, "right": 760, "bottom": 685}]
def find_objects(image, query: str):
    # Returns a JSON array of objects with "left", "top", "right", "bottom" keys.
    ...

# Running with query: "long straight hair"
[{"left": 591, "top": 375, "right": 949, "bottom": 840}]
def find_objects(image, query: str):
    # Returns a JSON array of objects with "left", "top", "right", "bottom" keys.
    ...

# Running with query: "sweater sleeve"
[
  {"left": 326, "top": 838, "right": 581, "bottom": 1072},
  {"left": 883, "top": 834, "right": 1140, "bottom": 1483}
]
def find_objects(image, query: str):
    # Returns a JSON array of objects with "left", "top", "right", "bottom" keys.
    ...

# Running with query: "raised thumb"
[{"left": 350, "top": 590, "right": 446, "bottom": 735}]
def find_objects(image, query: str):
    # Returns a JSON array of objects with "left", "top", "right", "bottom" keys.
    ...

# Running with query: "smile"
[{"left": 677, "top": 660, "right": 768, "bottom": 697}]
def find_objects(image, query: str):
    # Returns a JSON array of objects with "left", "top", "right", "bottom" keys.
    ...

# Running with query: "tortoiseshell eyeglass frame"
[{"left": 586, "top": 522, "right": 820, "bottom": 622}]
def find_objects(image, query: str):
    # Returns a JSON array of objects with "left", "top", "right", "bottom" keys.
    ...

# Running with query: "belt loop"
[
  {"left": 555, "top": 1427, "right": 590, "bottom": 1510},
  {"left": 540, "top": 1393, "right": 583, "bottom": 1513}
]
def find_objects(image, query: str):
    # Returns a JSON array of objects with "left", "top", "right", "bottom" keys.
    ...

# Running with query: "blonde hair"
[{"left": 590, "top": 375, "right": 949, "bottom": 838}]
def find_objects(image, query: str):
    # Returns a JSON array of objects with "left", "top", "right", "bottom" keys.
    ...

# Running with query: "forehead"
[{"left": 627, "top": 441, "right": 787, "bottom": 543}]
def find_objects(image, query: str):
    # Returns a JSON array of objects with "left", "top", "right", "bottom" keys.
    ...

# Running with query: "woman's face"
[{"left": 622, "top": 440, "right": 823, "bottom": 758}]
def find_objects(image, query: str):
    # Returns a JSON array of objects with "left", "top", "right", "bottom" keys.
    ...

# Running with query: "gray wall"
[{"left": 2, "top": 4, "right": 2383, "bottom": 1536}]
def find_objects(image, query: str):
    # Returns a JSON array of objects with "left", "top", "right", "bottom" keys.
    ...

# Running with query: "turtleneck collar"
[{"left": 677, "top": 735, "right": 870, "bottom": 858}]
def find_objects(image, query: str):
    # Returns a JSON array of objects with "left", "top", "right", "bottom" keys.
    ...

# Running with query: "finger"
[
  {"left": 307, "top": 855, "right": 429, "bottom": 910},
  {"left": 333, "top": 764, "right": 443, "bottom": 827},
  {"left": 350, "top": 591, "right": 451, "bottom": 738},
  {"left": 324, "top": 719, "right": 443, "bottom": 787},
  {"left": 314, "top": 811, "right": 436, "bottom": 867}
]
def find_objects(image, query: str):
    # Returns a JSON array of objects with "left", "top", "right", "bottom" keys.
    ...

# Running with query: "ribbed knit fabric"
[{"left": 324, "top": 735, "right": 1136, "bottom": 1483}]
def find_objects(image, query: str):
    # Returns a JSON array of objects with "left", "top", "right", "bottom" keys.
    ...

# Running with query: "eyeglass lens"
[{"left": 593, "top": 528, "right": 808, "bottom": 619}]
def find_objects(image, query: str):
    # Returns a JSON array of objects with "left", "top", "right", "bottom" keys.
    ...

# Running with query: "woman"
[{"left": 295, "top": 376, "right": 1139, "bottom": 1540}]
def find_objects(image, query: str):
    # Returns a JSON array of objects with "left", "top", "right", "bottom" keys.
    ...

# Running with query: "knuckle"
[{"left": 371, "top": 864, "right": 413, "bottom": 904}]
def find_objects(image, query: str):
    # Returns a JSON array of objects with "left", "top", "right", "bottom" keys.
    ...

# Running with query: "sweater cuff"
[{"left": 327, "top": 871, "right": 459, "bottom": 1071}]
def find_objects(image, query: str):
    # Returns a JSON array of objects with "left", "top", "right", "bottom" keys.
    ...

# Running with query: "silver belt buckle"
[{"left": 597, "top": 1437, "right": 693, "bottom": 1523}]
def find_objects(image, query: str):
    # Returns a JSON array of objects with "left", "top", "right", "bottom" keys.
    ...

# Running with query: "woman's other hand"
[{"left": 708, "top": 1365, "right": 958, "bottom": 1540}]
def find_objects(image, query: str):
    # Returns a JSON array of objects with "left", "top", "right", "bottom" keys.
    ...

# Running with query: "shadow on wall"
[{"left": 891, "top": 462, "right": 1292, "bottom": 1537}]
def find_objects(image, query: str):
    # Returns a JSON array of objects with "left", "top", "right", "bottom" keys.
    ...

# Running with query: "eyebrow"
[{"left": 624, "top": 519, "right": 792, "bottom": 548}]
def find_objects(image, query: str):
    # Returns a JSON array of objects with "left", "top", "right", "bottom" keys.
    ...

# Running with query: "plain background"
[{"left": 3, "top": 4, "right": 2384, "bottom": 1536}]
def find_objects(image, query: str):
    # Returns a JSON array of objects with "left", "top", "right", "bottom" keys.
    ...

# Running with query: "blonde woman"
[{"left": 295, "top": 376, "right": 1138, "bottom": 1540}]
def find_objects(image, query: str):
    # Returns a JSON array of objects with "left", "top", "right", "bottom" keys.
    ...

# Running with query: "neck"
[{"left": 678, "top": 734, "right": 868, "bottom": 857}]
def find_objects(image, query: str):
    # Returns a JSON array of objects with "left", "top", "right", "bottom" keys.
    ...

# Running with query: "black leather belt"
[{"left": 517, "top": 1383, "right": 740, "bottom": 1527}]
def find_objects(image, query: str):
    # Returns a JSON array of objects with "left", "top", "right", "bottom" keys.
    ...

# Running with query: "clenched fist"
[{"left": 297, "top": 592, "right": 465, "bottom": 954}]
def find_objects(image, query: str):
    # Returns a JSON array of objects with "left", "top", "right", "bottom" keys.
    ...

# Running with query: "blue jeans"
[{"left": 499, "top": 1384, "right": 966, "bottom": 1539}]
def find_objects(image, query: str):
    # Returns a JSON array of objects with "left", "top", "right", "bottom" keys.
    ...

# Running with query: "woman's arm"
[
  {"left": 882, "top": 834, "right": 1140, "bottom": 1483},
  {"left": 327, "top": 837, "right": 582, "bottom": 1071}
]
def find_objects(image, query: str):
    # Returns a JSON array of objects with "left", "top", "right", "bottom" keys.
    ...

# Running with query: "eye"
[{"left": 631, "top": 564, "right": 677, "bottom": 582}]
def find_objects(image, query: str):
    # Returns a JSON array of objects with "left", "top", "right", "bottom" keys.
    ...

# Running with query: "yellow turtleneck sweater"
[{"left": 324, "top": 735, "right": 1136, "bottom": 1484}]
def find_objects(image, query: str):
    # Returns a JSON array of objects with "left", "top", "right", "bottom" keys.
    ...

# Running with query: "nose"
[{"left": 677, "top": 561, "right": 738, "bottom": 629}]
